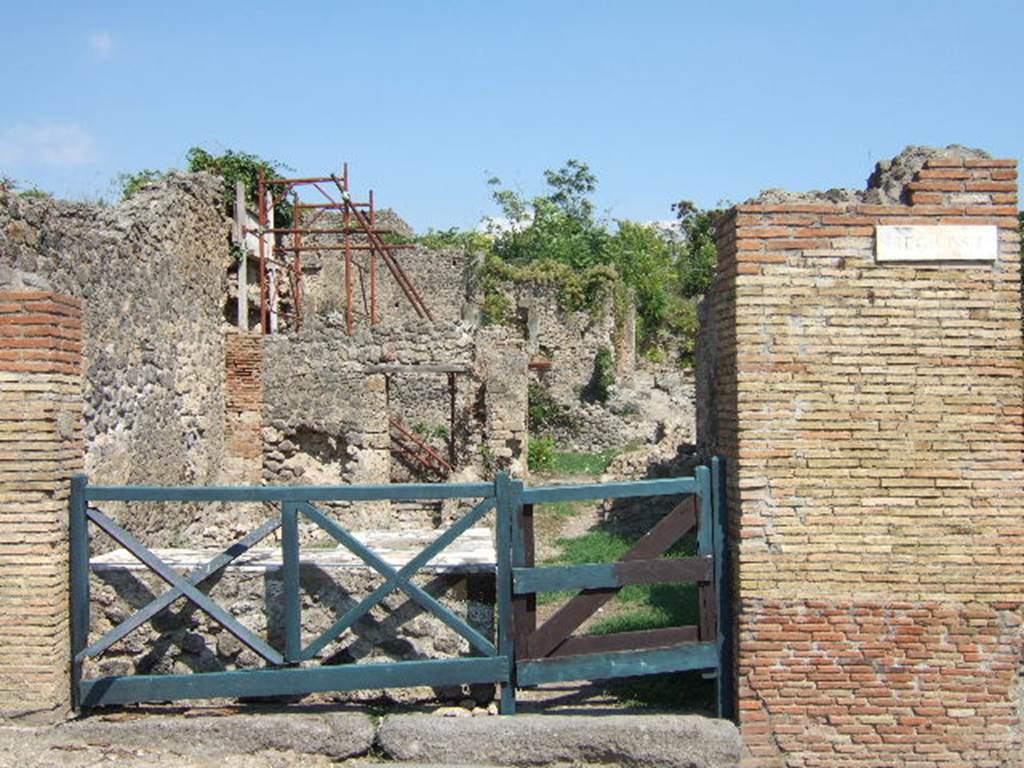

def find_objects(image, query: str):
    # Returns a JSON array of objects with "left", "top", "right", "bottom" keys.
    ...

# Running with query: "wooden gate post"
[{"left": 0, "top": 290, "right": 84, "bottom": 723}]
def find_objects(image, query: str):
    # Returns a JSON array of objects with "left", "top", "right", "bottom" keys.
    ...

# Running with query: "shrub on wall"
[
  {"left": 527, "top": 436, "right": 556, "bottom": 473},
  {"left": 528, "top": 382, "right": 578, "bottom": 432},
  {"left": 583, "top": 346, "right": 616, "bottom": 403}
]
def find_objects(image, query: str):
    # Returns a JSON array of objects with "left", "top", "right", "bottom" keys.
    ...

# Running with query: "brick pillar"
[
  {"left": 0, "top": 291, "right": 83, "bottom": 722},
  {"left": 707, "top": 157, "right": 1024, "bottom": 765},
  {"left": 223, "top": 330, "right": 263, "bottom": 484}
]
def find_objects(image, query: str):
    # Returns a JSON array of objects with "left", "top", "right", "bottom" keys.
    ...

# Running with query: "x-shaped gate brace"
[{"left": 76, "top": 496, "right": 499, "bottom": 670}]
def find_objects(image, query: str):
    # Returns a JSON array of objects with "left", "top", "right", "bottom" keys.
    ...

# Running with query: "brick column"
[
  {"left": 708, "top": 157, "right": 1024, "bottom": 765},
  {"left": 0, "top": 291, "right": 83, "bottom": 722},
  {"left": 223, "top": 330, "right": 263, "bottom": 484}
]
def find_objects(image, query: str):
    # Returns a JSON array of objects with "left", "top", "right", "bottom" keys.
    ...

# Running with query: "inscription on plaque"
[{"left": 875, "top": 225, "right": 997, "bottom": 263}]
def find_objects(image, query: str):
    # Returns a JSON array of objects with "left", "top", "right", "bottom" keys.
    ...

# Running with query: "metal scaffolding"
[{"left": 250, "top": 164, "right": 432, "bottom": 335}]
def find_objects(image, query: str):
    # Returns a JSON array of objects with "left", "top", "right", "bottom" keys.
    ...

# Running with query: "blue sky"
[{"left": 2, "top": 1, "right": 1021, "bottom": 231}]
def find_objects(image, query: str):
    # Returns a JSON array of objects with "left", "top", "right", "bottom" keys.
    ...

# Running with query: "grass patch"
[
  {"left": 534, "top": 525, "right": 708, "bottom": 710},
  {"left": 548, "top": 449, "right": 619, "bottom": 476}
]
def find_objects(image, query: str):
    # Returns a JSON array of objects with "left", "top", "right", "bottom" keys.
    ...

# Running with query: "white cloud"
[
  {"left": 88, "top": 32, "right": 113, "bottom": 58},
  {"left": 0, "top": 121, "right": 97, "bottom": 167}
]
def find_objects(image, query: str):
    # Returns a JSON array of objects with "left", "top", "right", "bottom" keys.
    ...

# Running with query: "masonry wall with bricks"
[
  {"left": 706, "top": 148, "right": 1024, "bottom": 765},
  {"left": 0, "top": 291, "right": 83, "bottom": 722}
]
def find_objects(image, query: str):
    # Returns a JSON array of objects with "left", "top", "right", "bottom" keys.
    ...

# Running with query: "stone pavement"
[{"left": 0, "top": 709, "right": 743, "bottom": 768}]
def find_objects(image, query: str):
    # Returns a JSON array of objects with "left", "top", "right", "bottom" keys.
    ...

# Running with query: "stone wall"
[
  {"left": 0, "top": 291, "right": 83, "bottom": 723},
  {"left": 476, "top": 328, "right": 529, "bottom": 476},
  {"left": 706, "top": 149, "right": 1024, "bottom": 766},
  {"left": 0, "top": 174, "right": 230, "bottom": 541},
  {"left": 517, "top": 285, "right": 618, "bottom": 404},
  {"left": 86, "top": 561, "right": 494, "bottom": 704},
  {"left": 298, "top": 209, "right": 472, "bottom": 329}
]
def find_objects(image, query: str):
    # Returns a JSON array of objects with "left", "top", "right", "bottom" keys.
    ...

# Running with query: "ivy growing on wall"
[{"left": 116, "top": 146, "right": 294, "bottom": 224}]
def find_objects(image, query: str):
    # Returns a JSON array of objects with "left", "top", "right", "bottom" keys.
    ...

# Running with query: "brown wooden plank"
[
  {"left": 612, "top": 556, "right": 712, "bottom": 586},
  {"left": 513, "top": 504, "right": 537, "bottom": 657},
  {"left": 526, "top": 496, "right": 697, "bottom": 660},
  {"left": 541, "top": 626, "right": 700, "bottom": 660}
]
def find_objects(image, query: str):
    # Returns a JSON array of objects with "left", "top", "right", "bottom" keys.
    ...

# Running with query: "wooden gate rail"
[
  {"left": 69, "top": 462, "right": 733, "bottom": 719},
  {"left": 507, "top": 461, "right": 734, "bottom": 718},
  {"left": 70, "top": 478, "right": 511, "bottom": 710}
]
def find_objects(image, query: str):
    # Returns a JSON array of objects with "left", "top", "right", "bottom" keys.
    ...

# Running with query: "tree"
[
  {"left": 488, "top": 159, "right": 610, "bottom": 270},
  {"left": 672, "top": 200, "right": 723, "bottom": 298}
]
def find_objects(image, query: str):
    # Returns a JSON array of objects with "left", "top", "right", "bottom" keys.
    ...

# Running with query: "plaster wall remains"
[
  {"left": 0, "top": 175, "right": 231, "bottom": 541},
  {"left": 705, "top": 147, "right": 1024, "bottom": 766}
]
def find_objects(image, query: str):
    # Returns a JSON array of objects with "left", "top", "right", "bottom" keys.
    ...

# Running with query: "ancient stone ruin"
[{"left": 0, "top": 145, "right": 1021, "bottom": 768}]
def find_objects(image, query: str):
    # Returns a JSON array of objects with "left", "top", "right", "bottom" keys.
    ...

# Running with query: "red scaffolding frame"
[{"left": 253, "top": 164, "right": 433, "bottom": 334}]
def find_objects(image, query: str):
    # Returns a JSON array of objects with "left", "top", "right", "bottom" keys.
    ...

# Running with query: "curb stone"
[{"left": 376, "top": 713, "right": 743, "bottom": 767}]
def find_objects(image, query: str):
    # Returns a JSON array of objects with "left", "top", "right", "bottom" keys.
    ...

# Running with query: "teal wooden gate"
[{"left": 69, "top": 460, "right": 733, "bottom": 717}]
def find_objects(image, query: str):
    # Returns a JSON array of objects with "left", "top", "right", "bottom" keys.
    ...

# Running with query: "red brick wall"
[
  {"left": 223, "top": 331, "right": 263, "bottom": 482},
  {"left": 710, "top": 157, "right": 1024, "bottom": 765},
  {"left": 0, "top": 291, "right": 83, "bottom": 722}
]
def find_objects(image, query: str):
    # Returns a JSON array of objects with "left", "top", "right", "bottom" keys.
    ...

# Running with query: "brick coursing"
[
  {"left": 223, "top": 331, "right": 263, "bottom": 481},
  {"left": 0, "top": 291, "right": 83, "bottom": 722},
  {"left": 709, "top": 157, "right": 1024, "bottom": 765}
]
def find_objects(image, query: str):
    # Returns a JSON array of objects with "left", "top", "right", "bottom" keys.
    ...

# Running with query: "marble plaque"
[{"left": 875, "top": 225, "right": 997, "bottom": 263}]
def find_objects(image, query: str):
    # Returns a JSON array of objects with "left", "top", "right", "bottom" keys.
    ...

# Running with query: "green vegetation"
[
  {"left": 548, "top": 448, "right": 619, "bottom": 476},
  {"left": 116, "top": 146, "right": 293, "bottom": 224},
  {"left": 527, "top": 436, "right": 556, "bottom": 473},
  {"left": 419, "top": 159, "right": 723, "bottom": 366},
  {"left": 115, "top": 168, "right": 167, "bottom": 200},
  {"left": 539, "top": 520, "right": 708, "bottom": 710},
  {"left": 416, "top": 226, "right": 493, "bottom": 252},
  {"left": 583, "top": 346, "right": 616, "bottom": 403},
  {"left": 527, "top": 382, "right": 577, "bottom": 432},
  {"left": 17, "top": 186, "right": 52, "bottom": 200},
  {"left": 412, "top": 422, "right": 449, "bottom": 441}
]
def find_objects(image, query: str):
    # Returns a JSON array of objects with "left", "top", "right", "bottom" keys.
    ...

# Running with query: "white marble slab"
[
  {"left": 91, "top": 527, "right": 496, "bottom": 574},
  {"left": 876, "top": 225, "right": 997, "bottom": 263}
]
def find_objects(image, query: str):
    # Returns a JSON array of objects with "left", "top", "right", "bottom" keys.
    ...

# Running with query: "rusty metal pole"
[
  {"left": 258, "top": 170, "right": 268, "bottom": 333},
  {"left": 369, "top": 188, "right": 378, "bottom": 324},
  {"left": 343, "top": 185, "right": 353, "bottom": 335},
  {"left": 448, "top": 372, "right": 456, "bottom": 467},
  {"left": 293, "top": 192, "right": 303, "bottom": 332}
]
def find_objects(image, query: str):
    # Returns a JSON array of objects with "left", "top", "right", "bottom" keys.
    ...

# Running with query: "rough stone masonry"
[{"left": 703, "top": 147, "right": 1023, "bottom": 766}]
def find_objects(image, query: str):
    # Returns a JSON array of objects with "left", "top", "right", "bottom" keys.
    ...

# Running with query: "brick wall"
[
  {"left": 709, "top": 156, "right": 1024, "bottom": 765},
  {"left": 0, "top": 291, "right": 83, "bottom": 722},
  {"left": 222, "top": 331, "right": 263, "bottom": 483}
]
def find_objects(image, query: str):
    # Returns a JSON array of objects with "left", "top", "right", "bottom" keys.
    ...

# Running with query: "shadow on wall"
[{"left": 89, "top": 565, "right": 496, "bottom": 703}]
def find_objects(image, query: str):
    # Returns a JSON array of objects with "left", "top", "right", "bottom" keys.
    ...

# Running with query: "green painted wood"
[
  {"left": 69, "top": 475, "right": 90, "bottom": 708},
  {"left": 516, "top": 642, "right": 718, "bottom": 686},
  {"left": 695, "top": 466, "right": 712, "bottom": 557},
  {"left": 85, "top": 482, "right": 493, "bottom": 503},
  {"left": 79, "top": 656, "right": 510, "bottom": 708},
  {"left": 300, "top": 496, "right": 497, "bottom": 660},
  {"left": 520, "top": 477, "right": 696, "bottom": 505},
  {"left": 494, "top": 473, "right": 518, "bottom": 714},
  {"left": 712, "top": 456, "right": 736, "bottom": 720},
  {"left": 281, "top": 503, "right": 302, "bottom": 663},
  {"left": 512, "top": 556, "right": 712, "bottom": 594},
  {"left": 85, "top": 507, "right": 284, "bottom": 666},
  {"left": 299, "top": 501, "right": 497, "bottom": 658},
  {"left": 77, "top": 516, "right": 282, "bottom": 663}
]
